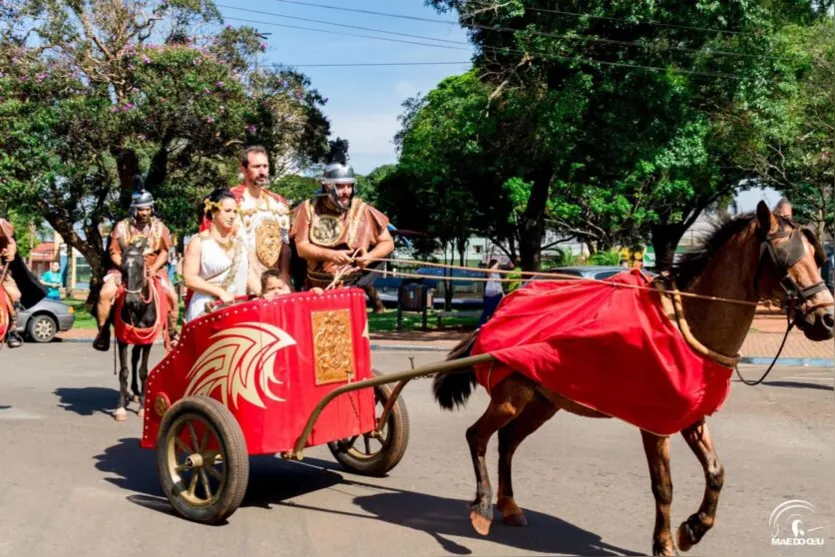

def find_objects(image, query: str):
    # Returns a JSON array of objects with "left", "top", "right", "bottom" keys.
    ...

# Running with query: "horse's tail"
[{"left": 433, "top": 331, "right": 480, "bottom": 411}]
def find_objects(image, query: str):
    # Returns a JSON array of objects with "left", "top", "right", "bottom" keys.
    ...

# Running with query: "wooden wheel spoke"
[
  {"left": 206, "top": 464, "right": 224, "bottom": 482},
  {"left": 199, "top": 429, "right": 210, "bottom": 453},
  {"left": 175, "top": 463, "right": 189, "bottom": 474},
  {"left": 175, "top": 437, "right": 191, "bottom": 454},
  {"left": 199, "top": 468, "right": 213, "bottom": 499},
  {"left": 187, "top": 472, "right": 198, "bottom": 498},
  {"left": 187, "top": 422, "right": 200, "bottom": 452},
  {"left": 363, "top": 434, "right": 372, "bottom": 455}
]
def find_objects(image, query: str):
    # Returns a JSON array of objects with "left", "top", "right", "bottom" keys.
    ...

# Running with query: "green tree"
[
  {"left": 0, "top": 0, "right": 330, "bottom": 300},
  {"left": 733, "top": 21, "right": 834, "bottom": 239},
  {"left": 427, "top": 0, "right": 833, "bottom": 270}
]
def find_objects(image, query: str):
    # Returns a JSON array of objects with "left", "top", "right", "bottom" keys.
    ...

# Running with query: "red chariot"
[{"left": 140, "top": 287, "right": 477, "bottom": 524}]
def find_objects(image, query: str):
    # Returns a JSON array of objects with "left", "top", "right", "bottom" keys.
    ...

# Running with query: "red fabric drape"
[
  {"left": 113, "top": 276, "right": 169, "bottom": 346},
  {"left": 472, "top": 270, "right": 733, "bottom": 436}
]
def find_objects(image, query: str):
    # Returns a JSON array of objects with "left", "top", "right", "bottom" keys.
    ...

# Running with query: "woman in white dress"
[{"left": 183, "top": 188, "right": 260, "bottom": 323}]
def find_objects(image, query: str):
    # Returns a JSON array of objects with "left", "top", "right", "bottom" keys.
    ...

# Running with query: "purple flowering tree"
[{"left": 0, "top": 0, "right": 330, "bottom": 303}]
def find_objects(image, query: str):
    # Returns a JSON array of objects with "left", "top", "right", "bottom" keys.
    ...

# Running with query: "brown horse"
[{"left": 433, "top": 201, "right": 834, "bottom": 556}]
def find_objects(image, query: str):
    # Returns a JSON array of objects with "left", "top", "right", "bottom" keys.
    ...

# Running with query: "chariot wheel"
[
  {"left": 327, "top": 369, "right": 410, "bottom": 476},
  {"left": 156, "top": 396, "right": 249, "bottom": 524}
]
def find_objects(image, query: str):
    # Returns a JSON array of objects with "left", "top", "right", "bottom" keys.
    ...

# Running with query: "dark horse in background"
[
  {"left": 113, "top": 237, "right": 160, "bottom": 421},
  {"left": 434, "top": 201, "right": 834, "bottom": 556}
]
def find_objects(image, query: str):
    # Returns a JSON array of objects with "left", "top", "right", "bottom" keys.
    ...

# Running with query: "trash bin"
[{"left": 397, "top": 281, "right": 432, "bottom": 330}]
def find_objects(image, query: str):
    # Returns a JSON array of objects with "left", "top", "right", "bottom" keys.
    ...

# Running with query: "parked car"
[
  {"left": 14, "top": 298, "right": 76, "bottom": 343},
  {"left": 526, "top": 265, "right": 652, "bottom": 284}
]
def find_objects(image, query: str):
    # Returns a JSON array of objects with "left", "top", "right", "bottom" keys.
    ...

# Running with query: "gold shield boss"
[{"left": 256, "top": 220, "right": 283, "bottom": 268}]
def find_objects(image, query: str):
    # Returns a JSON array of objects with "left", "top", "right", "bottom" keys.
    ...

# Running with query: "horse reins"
[
  {"left": 736, "top": 220, "right": 833, "bottom": 386},
  {"left": 357, "top": 225, "right": 832, "bottom": 386}
]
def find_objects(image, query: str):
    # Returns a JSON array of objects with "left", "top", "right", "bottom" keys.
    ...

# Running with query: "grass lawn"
[
  {"left": 366, "top": 309, "right": 478, "bottom": 332},
  {"left": 65, "top": 298, "right": 479, "bottom": 334}
]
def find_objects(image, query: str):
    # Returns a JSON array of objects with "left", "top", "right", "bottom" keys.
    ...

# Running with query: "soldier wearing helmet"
[
  {"left": 290, "top": 138, "right": 394, "bottom": 289},
  {"left": 93, "top": 187, "right": 179, "bottom": 351}
]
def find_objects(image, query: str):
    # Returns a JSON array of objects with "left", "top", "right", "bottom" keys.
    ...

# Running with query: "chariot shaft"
[{"left": 288, "top": 353, "right": 495, "bottom": 459}]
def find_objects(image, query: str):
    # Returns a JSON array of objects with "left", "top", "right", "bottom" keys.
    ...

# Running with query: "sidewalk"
[{"left": 55, "top": 315, "right": 834, "bottom": 363}]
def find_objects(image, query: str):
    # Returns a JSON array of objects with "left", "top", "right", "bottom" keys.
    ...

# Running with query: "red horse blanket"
[
  {"left": 113, "top": 276, "right": 169, "bottom": 346},
  {"left": 473, "top": 269, "right": 733, "bottom": 436}
]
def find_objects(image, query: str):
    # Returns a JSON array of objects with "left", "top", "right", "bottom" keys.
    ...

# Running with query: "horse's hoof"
[
  {"left": 676, "top": 521, "right": 695, "bottom": 552},
  {"left": 114, "top": 408, "right": 128, "bottom": 422},
  {"left": 137, "top": 408, "right": 145, "bottom": 419},
  {"left": 131, "top": 395, "right": 140, "bottom": 403},
  {"left": 502, "top": 512, "right": 528, "bottom": 527},
  {"left": 652, "top": 541, "right": 679, "bottom": 557},
  {"left": 470, "top": 509, "right": 492, "bottom": 536}
]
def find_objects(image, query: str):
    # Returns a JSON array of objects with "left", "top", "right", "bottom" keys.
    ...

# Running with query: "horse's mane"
[{"left": 671, "top": 213, "right": 756, "bottom": 288}]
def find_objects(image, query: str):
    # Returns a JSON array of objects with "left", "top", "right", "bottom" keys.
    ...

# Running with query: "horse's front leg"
[
  {"left": 676, "top": 419, "right": 723, "bottom": 552},
  {"left": 115, "top": 342, "right": 129, "bottom": 422},
  {"left": 130, "top": 345, "right": 141, "bottom": 402},
  {"left": 641, "top": 430, "right": 675, "bottom": 556},
  {"left": 137, "top": 344, "right": 151, "bottom": 418}
]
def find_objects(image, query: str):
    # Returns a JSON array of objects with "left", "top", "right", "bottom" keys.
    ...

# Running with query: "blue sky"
[
  {"left": 217, "top": 0, "right": 474, "bottom": 174},
  {"left": 215, "top": 1, "right": 779, "bottom": 213}
]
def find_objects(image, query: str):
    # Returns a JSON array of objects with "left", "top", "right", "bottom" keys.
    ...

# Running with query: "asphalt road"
[{"left": 0, "top": 344, "right": 833, "bottom": 557}]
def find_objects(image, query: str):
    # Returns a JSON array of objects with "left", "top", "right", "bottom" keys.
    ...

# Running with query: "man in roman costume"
[
  {"left": 290, "top": 138, "right": 394, "bottom": 290},
  {"left": 199, "top": 145, "right": 292, "bottom": 294},
  {"left": 93, "top": 190, "right": 179, "bottom": 351}
]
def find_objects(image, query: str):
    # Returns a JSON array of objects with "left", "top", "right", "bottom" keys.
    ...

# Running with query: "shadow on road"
[
  {"left": 0, "top": 405, "right": 10, "bottom": 410},
  {"left": 272, "top": 457, "right": 641, "bottom": 557},
  {"left": 94, "top": 437, "right": 160, "bottom": 495},
  {"left": 54, "top": 386, "right": 121, "bottom": 417},
  {"left": 93, "top": 447, "right": 639, "bottom": 556},
  {"left": 763, "top": 380, "right": 833, "bottom": 391}
]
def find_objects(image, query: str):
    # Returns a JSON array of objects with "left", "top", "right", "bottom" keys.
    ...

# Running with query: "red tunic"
[{"left": 472, "top": 269, "right": 733, "bottom": 436}]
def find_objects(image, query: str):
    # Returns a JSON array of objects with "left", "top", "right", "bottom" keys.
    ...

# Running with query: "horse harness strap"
[{"left": 753, "top": 219, "right": 829, "bottom": 321}]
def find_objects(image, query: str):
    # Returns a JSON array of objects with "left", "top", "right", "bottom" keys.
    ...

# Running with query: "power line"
[
  {"left": 267, "top": 0, "right": 786, "bottom": 61},
  {"left": 221, "top": 17, "right": 742, "bottom": 79},
  {"left": 272, "top": 61, "right": 472, "bottom": 67},
  {"left": 222, "top": 16, "right": 471, "bottom": 51},
  {"left": 475, "top": 1, "right": 751, "bottom": 36},
  {"left": 218, "top": 4, "right": 468, "bottom": 47},
  {"left": 273, "top": 0, "right": 752, "bottom": 37}
]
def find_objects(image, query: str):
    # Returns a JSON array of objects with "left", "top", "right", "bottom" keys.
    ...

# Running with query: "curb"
[
  {"left": 739, "top": 357, "right": 834, "bottom": 368},
  {"left": 55, "top": 337, "right": 834, "bottom": 364},
  {"left": 56, "top": 337, "right": 455, "bottom": 352}
]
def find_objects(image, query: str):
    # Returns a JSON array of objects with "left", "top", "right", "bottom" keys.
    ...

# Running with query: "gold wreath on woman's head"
[{"left": 204, "top": 198, "right": 224, "bottom": 216}]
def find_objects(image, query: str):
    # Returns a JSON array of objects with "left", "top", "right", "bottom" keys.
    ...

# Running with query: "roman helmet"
[{"left": 321, "top": 137, "right": 356, "bottom": 213}]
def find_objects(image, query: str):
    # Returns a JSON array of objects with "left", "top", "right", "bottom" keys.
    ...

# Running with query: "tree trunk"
[
  {"left": 650, "top": 223, "right": 686, "bottom": 272},
  {"left": 518, "top": 167, "right": 554, "bottom": 271},
  {"left": 112, "top": 147, "right": 141, "bottom": 208}
]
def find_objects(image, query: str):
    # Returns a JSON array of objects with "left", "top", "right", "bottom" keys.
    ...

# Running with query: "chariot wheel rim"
[
  {"left": 164, "top": 413, "right": 227, "bottom": 508},
  {"left": 339, "top": 391, "right": 391, "bottom": 461}
]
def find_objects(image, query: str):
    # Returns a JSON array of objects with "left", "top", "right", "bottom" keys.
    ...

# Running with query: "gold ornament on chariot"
[
  {"left": 154, "top": 393, "right": 171, "bottom": 418},
  {"left": 310, "top": 214, "right": 344, "bottom": 247},
  {"left": 311, "top": 309, "right": 355, "bottom": 385},
  {"left": 255, "top": 220, "right": 283, "bottom": 268}
]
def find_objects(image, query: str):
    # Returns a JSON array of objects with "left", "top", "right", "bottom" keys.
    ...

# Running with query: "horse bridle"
[
  {"left": 738, "top": 218, "right": 832, "bottom": 386},
  {"left": 123, "top": 238, "right": 151, "bottom": 302},
  {"left": 753, "top": 217, "right": 830, "bottom": 322}
]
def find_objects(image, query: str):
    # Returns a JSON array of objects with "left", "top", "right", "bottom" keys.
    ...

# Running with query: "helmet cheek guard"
[{"left": 321, "top": 137, "right": 355, "bottom": 213}]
